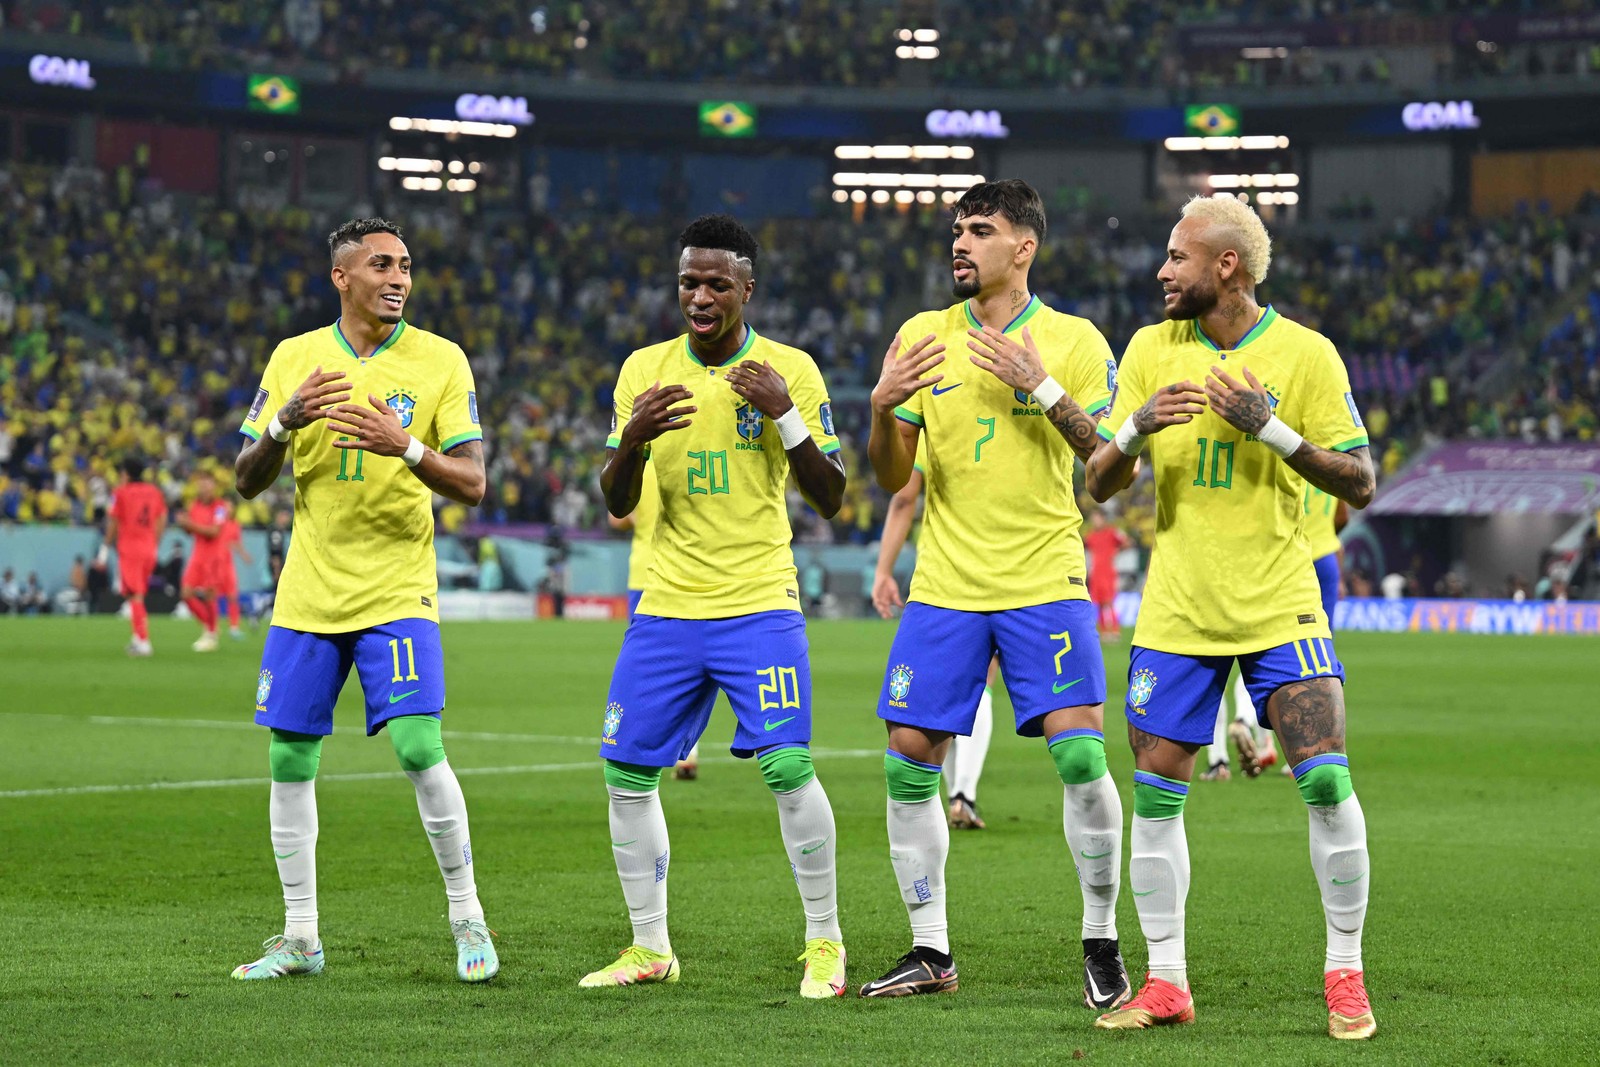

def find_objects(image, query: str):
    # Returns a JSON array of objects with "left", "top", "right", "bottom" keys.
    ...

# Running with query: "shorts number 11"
[{"left": 389, "top": 637, "right": 419, "bottom": 683}]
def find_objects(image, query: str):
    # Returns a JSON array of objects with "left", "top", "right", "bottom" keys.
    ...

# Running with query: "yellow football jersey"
[
  {"left": 1303, "top": 483, "right": 1343, "bottom": 559},
  {"left": 893, "top": 297, "right": 1116, "bottom": 611},
  {"left": 606, "top": 327, "right": 840, "bottom": 619},
  {"left": 625, "top": 458, "right": 660, "bottom": 591},
  {"left": 240, "top": 319, "right": 482, "bottom": 633},
  {"left": 1098, "top": 306, "right": 1368, "bottom": 654}
]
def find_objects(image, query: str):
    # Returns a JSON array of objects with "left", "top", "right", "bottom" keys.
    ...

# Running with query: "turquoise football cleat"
[
  {"left": 452, "top": 918, "right": 499, "bottom": 983},
  {"left": 231, "top": 934, "right": 324, "bottom": 980}
]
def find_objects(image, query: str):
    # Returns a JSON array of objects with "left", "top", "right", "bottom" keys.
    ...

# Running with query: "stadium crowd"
[{"left": 8, "top": 0, "right": 1600, "bottom": 92}]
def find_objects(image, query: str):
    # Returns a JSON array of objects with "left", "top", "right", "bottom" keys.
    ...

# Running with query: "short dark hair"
[
  {"left": 122, "top": 455, "right": 146, "bottom": 481},
  {"left": 328, "top": 217, "right": 404, "bottom": 264},
  {"left": 953, "top": 179, "right": 1047, "bottom": 243},
  {"left": 678, "top": 214, "right": 759, "bottom": 270}
]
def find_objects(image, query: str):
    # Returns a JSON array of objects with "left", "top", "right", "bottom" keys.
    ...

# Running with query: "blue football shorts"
[
  {"left": 253, "top": 618, "right": 445, "bottom": 737},
  {"left": 877, "top": 600, "right": 1105, "bottom": 738},
  {"left": 601, "top": 609, "right": 811, "bottom": 766},
  {"left": 1313, "top": 553, "right": 1341, "bottom": 624}
]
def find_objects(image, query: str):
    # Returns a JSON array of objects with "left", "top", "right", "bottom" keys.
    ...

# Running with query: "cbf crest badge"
[
  {"left": 888, "top": 664, "right": 914, "bottom": 702},
  {"left": 385, "top": 390, "right": 417, "bottom": 429},
  {"left": 1127, "top": 668, "right": 1157, "bottom": 710},
  {"left": 255, "top": 669, "right": 273, "bottom": 709},
  {"left": 602, "top": 702, "right": 623, "bottom": 743},
  {"left": 735, "top": 402, "right": 765, "bottom": 441}
]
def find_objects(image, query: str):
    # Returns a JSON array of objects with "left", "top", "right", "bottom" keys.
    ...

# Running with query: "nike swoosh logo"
[
  {"left": 930, "top": 383, "right": 963, "bottom": 395},
  {"left": 1086, "top": 970, "right": 1112, "bottom": 1004},
  {"left": 1331, "top": 873, "right": 1366, "bottom": 886},
  {"left": 1079, "top": 849, "right": 1112, "bottom": 859},
  {"left": 426, "top": 829, "right": 449, "bottom": 838},
  {"left": 1052, "top": 678, "right": 1084, "bottom": 694},
  {"left": 388, "top": 689, "right": 420, "bottom": 705},
  {"left": 1132, "top": 888, "right": 1156, "bottom": 896},
  {"left": 273, "top": 850, "right": 298, "bottom": 859},
  {"left": 800, "top": 837, "right": 830, "bottom": 855},
  {"left": 612, "top": 839, "right": 638, "bottom": 848},
  {"left": 764, "top": 716, "right": 796, "bottom": 731}
]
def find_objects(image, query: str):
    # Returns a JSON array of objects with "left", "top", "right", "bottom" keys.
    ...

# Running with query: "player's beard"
[
  {"left": 1163, "top": 277, "right": 1218, "bottom": 321},
  {"left": 952, "top": 266, "right": 981, "bottom": 300}
]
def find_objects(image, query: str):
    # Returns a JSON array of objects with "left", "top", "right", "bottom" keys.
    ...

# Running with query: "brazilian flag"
[
  {"left": 248, "top": 74, "right": 301, "bottom": 115},
  {"left": 699, "top": 101, "right": 757, "bottom": 138},
  {"left": 1184, "top": 103, "right": 1240, "bottom": 137}
]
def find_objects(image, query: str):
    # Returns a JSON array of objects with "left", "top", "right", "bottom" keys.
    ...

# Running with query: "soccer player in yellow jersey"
[
  {"left": 230, "top": 218, "right": 497, "bottom": 984},
  {"left": 1086, "top": 195, "right": 1378, "bottom": 1039},
  {"left": 581, "top": 215, "right": 849, "bottom": 998},
  {"left": 860, "top": 180, "right": 1131, "bottom": 1010}
]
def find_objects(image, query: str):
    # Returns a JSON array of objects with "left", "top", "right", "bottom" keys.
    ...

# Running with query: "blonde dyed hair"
[{"left": 1181, "top": 194, "right": 1272, "bottom": 284}]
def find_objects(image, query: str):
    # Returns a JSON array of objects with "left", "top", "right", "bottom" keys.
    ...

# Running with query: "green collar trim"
[
  {"left": 333, "top": 318, "right": 406, "bottom": 361},
  {"left": 684, "top": 324, "right": 757, "bottom": 368},
  {"left": 964, "top": 294, "right": 1040, "bottom": 334},
  {"left": 1194, "top": 305, "right": 1276, "bottom": 353}
]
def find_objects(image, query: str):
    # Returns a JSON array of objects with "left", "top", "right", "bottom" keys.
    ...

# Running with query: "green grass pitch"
[{"left": 3, "top": 616, "right": 1597, "bottom": 1065}]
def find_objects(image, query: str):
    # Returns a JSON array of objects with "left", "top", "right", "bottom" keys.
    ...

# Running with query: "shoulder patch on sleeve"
[
  {"left": 1105, "top": 358, "right": 1118, "bottom": 395},
  {"left": 1344, "top": 391, "right": 1363, "bottom": 428},
  {"left": 819, "top": 401, "right": 835, "bottom": 437},
  {"left": 468, "top": 391, "right": 480, "bottom": 425},
  {"left": 248, "top": 388, "right": 268, "bottom": 422}
]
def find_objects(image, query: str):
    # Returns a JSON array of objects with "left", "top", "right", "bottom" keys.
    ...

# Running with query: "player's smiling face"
[
  {"left": 950, "top": 212, "right": 1030, "bottom": 300},
  {"left": 1159, "top": 217, "right": 1221, "bottom": 321},
  {"left": 678, "top": 247, "right": 753, "bottom": 345},
  {"left": 334, "top": 233, "right": 412, "bottom": 326}
]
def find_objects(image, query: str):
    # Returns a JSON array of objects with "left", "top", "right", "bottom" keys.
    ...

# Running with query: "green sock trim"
[
  {"left": 1133, "top": 775, "right": 1188, "bottom": 820},
  {"left": 604, "top": 760, "right": 663, "bottom": 791},
  {"left": 884, "top": 751, "right": 942, "bottom": 803},
  {"left": 387, "top": 714, "right": 447, "bottom": 773},
  {"left": 757, "top": 746, "right": 816, "bottom": 793},
  {"left": 1048, "top": 735, "right": 1108, "bottom": 786},
  {"left": 268, "top": 729, "right": 323, "bottom": 783},
  {"left": 1296, "top": 763, "right": 1354, "bottom": 807}
]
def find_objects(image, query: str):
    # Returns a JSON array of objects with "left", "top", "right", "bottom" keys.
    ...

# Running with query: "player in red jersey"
[
  {"left": 177, "top": 470, "right": 231, "bottom": 652},
  {"left": 105, "top": 456, "right": 167, "bottom": 656},
  {"left": 1082, "top": 509, "right": 1131, "bottom": 640},
  {"left": 216, "top": 515, "right": 254, "bottom": 638}
]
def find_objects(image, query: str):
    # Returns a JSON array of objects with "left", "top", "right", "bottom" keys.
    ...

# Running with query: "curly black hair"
[
  {"left": 678, "top": 213, "right": 759, "bottom": 270},
  {"left": 327, "top": 217, "right": 405, "bottom": 264},
  {"left": 954, "top": 179, "right": 1047, "bottom": 243}
]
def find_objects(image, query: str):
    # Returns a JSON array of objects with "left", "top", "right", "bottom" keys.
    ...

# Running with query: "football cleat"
[
  {"left": 1325, "top": 968, "right": 1377, "bottom": 1040},
  {"left": 1199, "top": 761, "right": 1231, "bottom": 782},
  {"left": 1228, "top": 720, "right": 1263, "bottom": 777},
  {"left": 1082, "top": 938, "right": 1132, "bottom": 1010},
  {"left": 1094, "top": 973, "right": 1195, "bottom": 1029},
  {"left": 452, "top": 918, "right": 499, "bottom": 983},
  {"left": 192, "top": 631, "right": 218, "bottom": 653},
  {"left": 126, "top": 638, "right": 153, "bottom": 657},
  {"left": 948, "top": 794, "right": 986, "bottom": 830},
  {"left": 578, "top": 945, "right": 680, "bottom": 988},
  {"left": 230, "top": 934, "right": 324, "bottom": 980},
  {"left": 858, "top": 947, "right": 958, "bottom": 998},
  {"left": 797, "top": 937, "right": 847, "bottom": 999}
]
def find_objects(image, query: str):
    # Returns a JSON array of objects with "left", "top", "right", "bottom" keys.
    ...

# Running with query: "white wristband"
[
  {"left": 1029, "top": 375, "right": 1066, "bottom": 411},
  {"left": 267, "top": 414, "right": 290, "bottom": 443},
  {"left": 775, "top": 407, "right": 810, "bottom": 450},
  {"left": 1256, "top": 415, "right": 1304, "bottom": 459},
  {"left": 1113, "top": 419, "right": 1147, "bottom": 457},
  {"left": 402, "top": 435, "right": 426, "bottom": 468}
]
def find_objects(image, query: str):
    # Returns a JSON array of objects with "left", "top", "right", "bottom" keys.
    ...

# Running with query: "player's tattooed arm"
[
  {"left": 1285, "top": 444, "right": 1376, "bottom": 509},
  {"left": 1266, "top": 678, "right": 1346, "bottom": 766},
  {"left": 600, "top": 382, "right": 696, "bottom": 517},
  {"left": 236, "top": 367, "right": 351, "bottom": 498},
  {"left": 1085, "top": 381, "right": 1203, "bottom": 501},
  {"left": 1043, "top": 397, "right": 1101, "bottom": 463},
  {"left": 965, "top": 325, "right": 1100, "bottom": 461},
  {"left": 236, "top": 435, "right": 290, "bottom": 500},
  {"left": 410, "top": 439, "right": 486, "bottom": 506}
]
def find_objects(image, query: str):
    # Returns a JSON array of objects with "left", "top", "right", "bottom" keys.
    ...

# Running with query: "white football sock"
[
  {"left": 1063, "top": 773, "right": 1122, "bottom": 940},
  {"left": 270, "top": 780, "right": 318, "bottom": 943},
  {"left": 948, "top": 686, "right": 994, "bottom": 801},
  {"left": 774, "top": 777, "right": 841, "bottom": 942},
  {"left": 1308, "top": 794, "right": 1369, "bottom": 972},
  {"left": 887, "top": 796, "right": 950, "bottom": 954},
  {"left": 608, "top": 785, "right": 671, "bottom": 955},
  {"left": 1130, "top": 814, "right": 1190, "bottom": 989},
  {"left": 408, "top": 760, "right": 482, "bottom": 923}
]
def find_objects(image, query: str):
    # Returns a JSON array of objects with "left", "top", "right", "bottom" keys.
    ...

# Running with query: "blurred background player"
[
  {"left": 263, "top": 507, "right": 291, "bottom": 618},
  {"left": 1082, "top": 509, "right": 1130, "bottom": 642},
  {"left": 176, "top": 469, "right": 230, "bottom": 652},
  {"left": 586, "top": 215, "right": 847, "bottom": 998},
  {"left": 1087, "top": 194, "right": 1377, "bottom": 1040},
  {"left": 608, "top": 460, "right": 699, "bottom": 780},
  {"left": 871, "top": 450, "right": 997, "bottom": 830},
  {"left": 216, "top": 512, "right": 254, "bottom": 639},
  {"left": 104, "top": 456, "right": 166, "bottom": 656},
  {"left": 861, "top": 181, "right": 1128, "bottom": 1009},
  {"left": 231, "top": 217, "right": 497, "bottom": 985}
]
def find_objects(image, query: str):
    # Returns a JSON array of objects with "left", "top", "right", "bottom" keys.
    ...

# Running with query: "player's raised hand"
[
  {"left": 621, "top": 381, "right": 697, "bottom": 448},
  {"left": 967, "top": 325, "right": 1047, "bottom": 395},
  {"left": 1131, "top": 381, "right": 1208, "bottom": 435},
  {"left": 278, "top": 366, "right": 352, "bottom": 431},
  {"left": 871, "top": 571, "right": 904, "bottom": 619},
  {"left": 871, "top": 333, "right": 946, "bottom": 414},
  {"left": 725, "top": 360, "right": 792, "bottom": 419},
  {"left": 328, "top": 394, "right": 412, "bottom": 456},
  {"left": 1205, "top": 365, "right": 1273, "bottom": 436}
]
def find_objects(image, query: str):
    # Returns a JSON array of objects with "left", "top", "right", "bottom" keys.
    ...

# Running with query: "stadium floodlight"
[
  {"left": 1207, "top": 173, "right": 1300, "bottom": 189},
  {"left": 380, "top": 157, "right": 445, "bottom": 173},
  {"left": 1168, "top": 135, "right": 1291, "bottom": 152},
  {"left": 914, "top": 29, "right": 940, "bottom": 42},
  {"left": 387, "top": 116, "right": 519, "bottom": 138},
  {"left": 1241, "top": 47, "right": 1289, "bottom": 59},
  {"left": 871, "top": 190, "right": 892, "bottom": 203},
  {"left": 835, "top": 146, "right": 874, "bottom": 159},
  {"left": 895, "top": 190, "right": 915, "bottom": 204},
  {"left": 834, "top": 145, "right": 975, "bottom": 161},
  {"left": 832, "top": 190, "right": 849, "bottom": 203},
  {"left": 850, "top": 190, "right": 868, "bottom": 203},
  {"left": 917, "top": 191, "right": 937, "bottom": 204},
  {"left": 941, "top": 191, "right": 959, "bottom": 204},
  {"left": 446, "top": 179, "right": 477, "bottom": 192}
]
